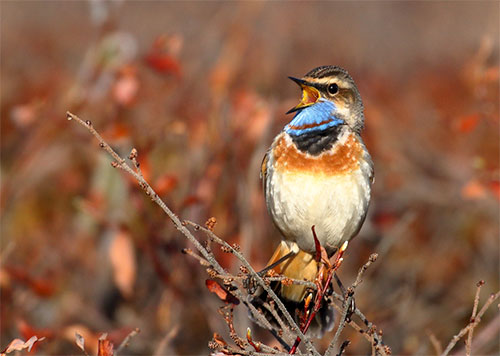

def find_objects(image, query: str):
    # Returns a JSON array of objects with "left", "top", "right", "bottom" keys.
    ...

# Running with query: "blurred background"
[{"left": 1, "top": 1, "right": 499, "bottom": 355}]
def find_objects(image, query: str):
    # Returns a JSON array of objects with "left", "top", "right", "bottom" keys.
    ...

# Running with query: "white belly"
[{"left": 265, "top": 166, "right": 371, "bottom": 254}]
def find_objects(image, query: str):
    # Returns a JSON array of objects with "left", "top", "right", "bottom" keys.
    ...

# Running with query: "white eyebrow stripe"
[{"left": 303, "top": 77, "right": 337, "bottom": 85}]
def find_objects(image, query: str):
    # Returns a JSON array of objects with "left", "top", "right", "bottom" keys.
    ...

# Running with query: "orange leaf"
[
  {"left": 212, "top": 333, "right": 227, "bottom": 347},
  {"left": 109, "top": 229, "right": 136, "bottom": 298},
  {"left": 154, "top": 174, "right": 178, "bottom": 195},
  {"left": 97, "top": 334, "right": 114, "bottom": 356},
  {"left": 103, "top": 122, "right": 130, "bottom": 142},
  {"left": 456, "top": 114, "right": 480, "bottom": 133},
  {"left": 205, "top": 279, "right": 239, "bottom": 305},
  {"left": 461, "top": 179, "right": 486, "bottom": 199}
]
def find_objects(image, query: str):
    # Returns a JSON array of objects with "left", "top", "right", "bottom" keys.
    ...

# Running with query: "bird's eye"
[{"left": 327, "top": 83, "right": 339, "bottom": 95}]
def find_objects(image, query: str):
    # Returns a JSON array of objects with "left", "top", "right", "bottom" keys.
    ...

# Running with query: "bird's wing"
[{"left": 260, "top": 151, "right": 269, "bottom": 195}]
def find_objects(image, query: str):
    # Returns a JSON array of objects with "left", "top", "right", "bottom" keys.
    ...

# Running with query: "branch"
[
  {"left": 115, "top": 328, "right": 140, "bottom": 355},
  {"left": 441, "top": 286, "right": 500, "bottom": 356},
  {"left": 184, "top": 220, "right": 318, "bottom": 355},
  {"left": 325, "top": 253, "right": 381, "bottom": 356},
  {"left": 466, "top": 280, "right": 484, "bottom": 356},
  {"left": 67, "top": 111, "right": 317, "bottom": 355}
]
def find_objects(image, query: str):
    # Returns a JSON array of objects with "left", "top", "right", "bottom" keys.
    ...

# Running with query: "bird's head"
[{"left": 286, "top": 66, "right": 364, "bottom": 134}]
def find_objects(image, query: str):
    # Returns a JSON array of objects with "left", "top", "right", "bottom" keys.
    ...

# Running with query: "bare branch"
[
  {"left": 116, "top": 328, "right": 140, "bottom": 355},
  {"left": 466, "top": 280, "right": 484, "bottom": 356},
  {"left": 325, "top": 253, "right": 384, "bottom": 356},
  {"left": 441, "top": 289, "right": 500, "bottom": 356},
  {"left": 67, "top": 111, "right": 318, "bottom": 355},
  {"left": 184, "top": 220, "right": 318, "bottom": 355}
]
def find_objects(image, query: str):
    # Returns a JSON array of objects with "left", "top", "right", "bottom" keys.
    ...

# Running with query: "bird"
[{"left": 258, "top": 65, "right": 374, "bottom": 336}]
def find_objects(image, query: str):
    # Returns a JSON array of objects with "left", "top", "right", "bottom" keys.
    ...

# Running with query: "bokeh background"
[{"left": 1, "top": 1, "right": 499, "bottom": 355}]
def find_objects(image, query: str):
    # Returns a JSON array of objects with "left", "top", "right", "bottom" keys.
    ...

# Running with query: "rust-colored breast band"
[{"left": 273, "top": 133, "right": 362, "bottom": 175}]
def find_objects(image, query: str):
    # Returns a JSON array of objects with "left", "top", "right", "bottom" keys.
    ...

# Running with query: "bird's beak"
[{"left": 286, "top": 77, "right": 321, "bottom": 114}]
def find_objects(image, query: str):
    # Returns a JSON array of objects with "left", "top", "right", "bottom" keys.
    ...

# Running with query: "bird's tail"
[{"left": 252, "top": 241, "right": 335, "bottom": 338}]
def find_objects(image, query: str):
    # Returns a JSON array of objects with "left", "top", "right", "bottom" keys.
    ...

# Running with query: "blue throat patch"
[{"left": 284, "top": 100, "right": 343, "bottom": 136}]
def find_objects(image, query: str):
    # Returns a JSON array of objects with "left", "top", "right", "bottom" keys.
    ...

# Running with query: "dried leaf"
[
  {"left": 1, "top": 335, "right": 46, "bottom": 355},
  {"left": 109, "top": 229, "right": 137, "bottom": 298},
  {"left": 63, "top": 325, "right": 100, "bottom": 356},
  {"left": 205, "top": 279, "right": 239, "bottom": 305},
  {"left": 212, "top": 333, "right": 227, "bottom": 347},
  {"left": 75, "top": 332, "right": 85, "bottom": 352},
  {"left": 97, "top": 334, "right": 114, "bottom": 356}
]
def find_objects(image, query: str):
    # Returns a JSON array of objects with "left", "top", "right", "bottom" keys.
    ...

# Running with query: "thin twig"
[
  {"left": 182, "top": 248, "right": 211, "bottom": 266},
  {"left": 266, "top": 276, "right": 317, "bottom": 289},
  {"left": 466, "top": 280, "right": 484, "bottom": 356},
  {"left": 153, "top": 326, "right": 179, "bottom": 356},
  {"left": 327, "top": 292, "right": 353, "bottom": 356},
  {"left": 353, "top": 253, "right": 378, "bottom": 289},
  {"left": 452, "top": 313, "right": 500, "bottom": 356},
  {"left": 325, "top": 253, "right": 380, "bottom": 356},
  {"left": 329, "top": 291, "right": 388, "bottom": 356},
  {"left": 115, "top": 328, "right": 140, "bottom": 354},
  {"left": 262, "top": 300, "right": 294, "bottom": 343},
  {"left": 185, "top": 220, "right": 318, "bottom": 355},
  {"left": 335, "top": 340, "right": 350, "bottom": 356},
  {"left": 441, "top": 290, "right": 500, "bottom": 356},
  {"left": 427, "top": 330, "right": 443, "bottom": 356}
]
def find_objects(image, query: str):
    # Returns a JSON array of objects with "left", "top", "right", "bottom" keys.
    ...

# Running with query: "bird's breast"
[{"left": 265, "top": 131, "right": 372, "bottom": 254}]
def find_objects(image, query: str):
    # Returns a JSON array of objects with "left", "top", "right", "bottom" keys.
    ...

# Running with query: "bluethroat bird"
[{"left": 258, "top": 65, "right": 373, "bottom": 336}]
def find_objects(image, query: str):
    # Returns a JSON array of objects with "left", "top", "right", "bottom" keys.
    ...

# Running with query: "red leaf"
[
  {"left": 97, "top": 334, "right": 114, "bottom": 356},
  {"left": 145, "top": 53, "right": 181, "bottom": 77},
  {"left": 154, "top": 174, "right": 178, "bottom": 195},
  {"left": 488, "top": 180, "right": 500, "bottom": 200},
  {"left": 205, "top": 279, "right": 239, "bottom": 305},
  {"left": 181, "top": 195, "right": 201, "bottom": 208},
  {"left": 17, "top": 319, "right": 54, "bottom": 345},
  {"left": 455, "top": 114, "right": 480, "bottom": 133},
  {"left": 4, "top": 267, "right": 55, "bottom": 297}
]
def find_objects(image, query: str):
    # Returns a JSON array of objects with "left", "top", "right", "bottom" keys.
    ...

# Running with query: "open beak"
[{"left": 286, "top": 77, "right": 321, "bottom": 114}]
